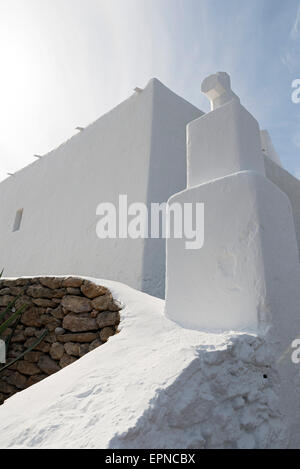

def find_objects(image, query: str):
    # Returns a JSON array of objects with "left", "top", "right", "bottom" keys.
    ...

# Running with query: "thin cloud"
[
  {"left": 293, "top": 129, "right": 300, "bottom": 150},
  {"left": 0, "top": 0, "right": 298, "bottom": 181},
  {"left": 290, "top": 4, "right": 300, "bottom": 39},
  {"left": 282, "top": 2, "right": 300, "bottom": 72}
]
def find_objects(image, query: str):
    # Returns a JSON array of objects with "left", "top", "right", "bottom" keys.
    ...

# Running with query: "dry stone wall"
[{"left": 0, "top": 277, "right": 121, "bottom": 405}]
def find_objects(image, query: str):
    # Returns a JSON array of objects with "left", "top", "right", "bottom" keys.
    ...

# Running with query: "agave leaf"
[
  {"left": 5, "top": 315, "right": 22, "bottom": 353},
  {"left": 0, "top": 330, "right": 48, "bottom": 374},
  {"left": 0, "top": 304, "right": 27, "bottom": 336}
]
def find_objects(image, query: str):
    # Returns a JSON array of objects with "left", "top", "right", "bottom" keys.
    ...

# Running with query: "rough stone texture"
[
  {"left": 0, "top": 277, "right": 121, "bottom": 405},
  {"left": 24, "top": 337, "right": 51, "bottom": 353},
  {"left": 80, "top": 280, "right": 109, "bottom": 299},
  {"left": 79, "top": 344, "right": 90, "bottom": 357},
  {"left": 17, "top": 361, "right": 40, "bottom": 376},
  {"left": 11, "top": 332, "right": 25, "bottom": 343},
  {"left": 0, "top": 287, "right": 25, "bottom": 296},
  {"left": 0, "top": 381, "right": 15, "bottom": 394},
  {"left": 64, "top": 342, "right": 80, "bottom": 357},
  {"left": 62, "top": 314, "right": 97, "bottom": 332},
  {"left": 24, "top": 327, "right": 37, "bottom": 337},
  {"left": 100, "top": 327, "right": 115, "bottom": 342},
  {"left": 50, "top": 306, "right": 64, "bottom": 319},
  {"left": 61, "top": 296, "right": 92, "bottom": 313},
  {"left": 26, "top": 375, "right": 47, "bottom": 388},
  {"left": 0, "top": 295, "right": 14, "bottom": 306},
  {"left": 41, "top": 315, "right": 61, "bottom": 332},
  {"left": 1, "top": 279, "right": 29, "bottom": 287},
  {"left": 15, "top": 296, "right": 32, "bottom": 310},
  {"left": 89, "top": 339, "right": 103, "bottom": 352},
  {"left": 57, "top": 332, "right": 98, "bottom": 343},
  {"left": 27, "top": 285, "right": 57, "bottom": 299},
  {"left": 24, "top": 351, "right": 42, "bottom": 363},
  {"left": 50, "top": 343, "right": 65, "bottom": 360},
  {"left": 21, "top": 309, "right": 43, "bottom": 328},
  {"left": 91, "top": 295, "right": 111, "bottom": 312},
  {"left": 62, "top": 278, "right": 83, "bottom": 288},
  {"left": 59, "top": 354, "right": 77, "bottom": 368},
  {"left": 6, "top": 372, "right": 27, "bottom": 389},
  {"left": 32, "top": 298, "right": 57, "bottom": 308},
  {"left": 97, "top": 312, "right": 120, "bottom": 329},
  {"left": 39, "top": 277, "right": 63, "bottom": 290},
  {"left": 37, "top": 356, "right": 60, "bottom": 375},
  {"left": 66, "top": 287, "right": 81, "bottom": 296}
]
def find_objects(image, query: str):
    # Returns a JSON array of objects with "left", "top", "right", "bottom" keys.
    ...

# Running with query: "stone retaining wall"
[{"left": 0, "top": 277, "right": 121, "bottom": 405}]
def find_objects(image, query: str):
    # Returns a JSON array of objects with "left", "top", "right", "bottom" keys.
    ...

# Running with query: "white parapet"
[
  {"left": 201, "top": 71, "right": 240, "bottom": 111},
  {"left": 188, "top": 73, "right": 265, "bottom": 188},
  {"left": 187, "top": 99, "right": 265, "bottom": 187},
  {"left": 166, "top": 71, "right": 300, "bottom": 341},
  {"left": 164, "top": 72, "right": 300, "bottom": 446},
  {"left": 165, "top": 170, "right": 300, "bottom": 338},
  {"left": 164, "top": 168, "right": 300, "bottom": 444}
]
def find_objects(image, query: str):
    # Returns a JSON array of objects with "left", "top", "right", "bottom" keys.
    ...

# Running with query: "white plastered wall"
[{"left": 0, "top": 79, "right": 202, "bottom": 298}]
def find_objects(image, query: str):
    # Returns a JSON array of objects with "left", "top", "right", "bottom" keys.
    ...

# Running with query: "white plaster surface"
[
  {"left": 261, "top": 130, "right": 283, "bottom": 167},
  {"left": 0, "top": 276, "right": 297, "bottom": 449},
  {"left": 165, "top": 170, "right": 300, "bottom": 334},
  {"left": 263, "top": 155, "right": 300, "bottom": 258},
  {"left": 1, "top": 72, "right": 300, "bottom": 448},
  {"left": 187, "top": 100, "right": 265, "bottom": 188},
  {"left": 164, "top": 73, "right": 300, "bottom": 446},
  {"left": 0, "top": 79, "right": 202, "bottom": 299},
  {"left": 1, "top": 74, "right": 300, "bottom": 306}
]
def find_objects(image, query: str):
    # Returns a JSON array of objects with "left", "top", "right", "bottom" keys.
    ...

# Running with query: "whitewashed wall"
[
  {"left": 0, "top": 79, "right": 202, "bottom": 298},
  {"left": 263, "top": 155, "right": 300, "bottom": 258}
]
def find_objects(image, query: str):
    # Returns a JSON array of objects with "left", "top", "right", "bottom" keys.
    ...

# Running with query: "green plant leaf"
[
  {"left": 0, "top": 304, "right": 27, "bottom": 336},
  {"left": 0, "top": 330, "right": 48, "bottom": 374}
]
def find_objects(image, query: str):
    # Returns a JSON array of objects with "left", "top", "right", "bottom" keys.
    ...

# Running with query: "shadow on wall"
[{"left": 142, "top": 79, "right": 202, "bottom": 299}]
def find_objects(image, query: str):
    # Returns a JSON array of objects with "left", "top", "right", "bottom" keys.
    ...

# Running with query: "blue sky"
[{"left": 0, "top": 0, "right": 299, "bottom": 181}]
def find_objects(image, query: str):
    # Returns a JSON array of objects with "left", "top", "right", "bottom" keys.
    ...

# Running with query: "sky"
[{"left": 0, "top": 0, "right": 299, "bottom": 182}]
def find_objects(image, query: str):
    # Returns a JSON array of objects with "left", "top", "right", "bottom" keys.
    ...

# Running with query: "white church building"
[
  {"left": 2, "top": 72, "right": 300, "bottom": 448},
  {"left": 0, "top": 76, "right": 299, "bottom": 299}
]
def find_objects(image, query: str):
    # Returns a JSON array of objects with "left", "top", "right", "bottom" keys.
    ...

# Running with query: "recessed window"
[{"left": 13, "top": 209, "right": 23, "bottom": 232}]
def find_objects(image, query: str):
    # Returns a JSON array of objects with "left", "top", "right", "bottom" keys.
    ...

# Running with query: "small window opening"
[{"left": 13, "top": 209, "right": 23, "bottom": 232}]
